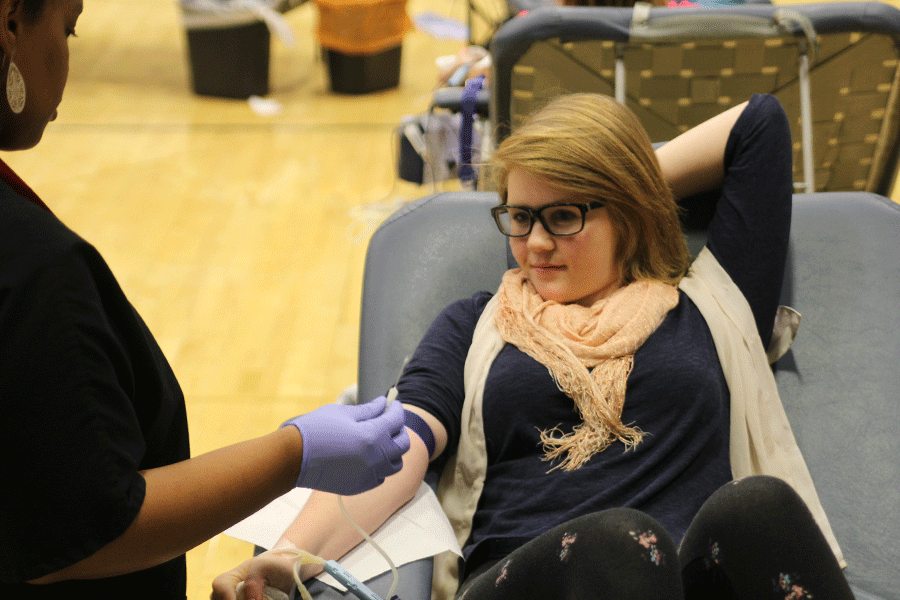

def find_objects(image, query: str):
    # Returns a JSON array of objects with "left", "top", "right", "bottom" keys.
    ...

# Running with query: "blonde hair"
[{"left": 492, "top": 93, "right": 692, "bottom": 286}]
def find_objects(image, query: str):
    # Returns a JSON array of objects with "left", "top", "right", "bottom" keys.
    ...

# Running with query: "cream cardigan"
[{"left": 432, "top": 248, "right": 844, "bottom": 600}]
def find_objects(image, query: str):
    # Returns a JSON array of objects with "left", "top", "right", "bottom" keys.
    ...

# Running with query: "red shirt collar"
[{"left": 0, "top": 157, "right": 52, "bottom": 213}]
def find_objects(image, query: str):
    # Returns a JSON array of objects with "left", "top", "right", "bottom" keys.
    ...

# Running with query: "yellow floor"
[{"left": 3, "top": 0, "right": 898, "bottom": 598}]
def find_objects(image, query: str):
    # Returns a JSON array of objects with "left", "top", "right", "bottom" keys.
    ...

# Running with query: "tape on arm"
[{"left": 403, "top": 409, "right": 436, "bottom": 459}]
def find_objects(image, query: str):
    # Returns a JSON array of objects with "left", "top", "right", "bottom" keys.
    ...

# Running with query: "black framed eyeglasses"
[{"left": 491, "top": 201, "right": 606, "bottom": 237}]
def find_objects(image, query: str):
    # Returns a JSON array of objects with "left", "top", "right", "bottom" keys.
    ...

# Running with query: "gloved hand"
[{"left": 282, "top": 396, "right": 410, "bottom": 495}]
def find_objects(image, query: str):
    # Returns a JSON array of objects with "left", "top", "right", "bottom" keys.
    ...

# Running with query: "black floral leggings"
[{"left": 456, "top": 476, "right": 854, "bottom": 600}]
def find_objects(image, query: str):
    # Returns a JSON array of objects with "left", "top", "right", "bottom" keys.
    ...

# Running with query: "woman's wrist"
[
  {"left": 272, "top": 540, "right": 324, "bottom": 581},
  {"left": 275, "top": 426, "right": 304, "bottom": 493}
]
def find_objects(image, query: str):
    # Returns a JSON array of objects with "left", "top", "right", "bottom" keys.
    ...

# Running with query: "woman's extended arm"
[
  {"left": 28, "top": 399, "right": 409, "bottom": 585},
  {"left": 28, "top": 427, "right": 303, "bottom": 584},
  {"left": 655, "top": 100, "right": 749, "bottom": 199},
  {"left": 279, "top": 406, "right": 446, "bottom": 578},
  {"left": 211, "top": 404, "right": 448, "bottom": 600}
]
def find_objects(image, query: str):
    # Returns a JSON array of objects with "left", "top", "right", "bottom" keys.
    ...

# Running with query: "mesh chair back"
[{"left": 490, "top": 2, "right": 900, "bottom": 194}]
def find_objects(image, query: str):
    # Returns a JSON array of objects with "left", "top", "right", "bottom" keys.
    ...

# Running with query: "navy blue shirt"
[{"left": 398, "top": 94, "right": 792, "bottom": 573}]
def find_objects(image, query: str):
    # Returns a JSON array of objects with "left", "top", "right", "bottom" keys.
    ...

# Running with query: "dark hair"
[
  {"left": 21, "top": 0, "right": 49, "bottom": 20},
  {"left": 1, "top": 1, "right": 48, "bottom": 61}
]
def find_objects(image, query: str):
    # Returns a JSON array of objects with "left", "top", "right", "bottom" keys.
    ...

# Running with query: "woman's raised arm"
[{"left": 655, "top": 101, "right": 749, "bottom": 199}]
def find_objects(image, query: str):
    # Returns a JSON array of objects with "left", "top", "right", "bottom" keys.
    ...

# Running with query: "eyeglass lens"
[{"left": 497, "top": 205, "right": 585, "bottom": 236}]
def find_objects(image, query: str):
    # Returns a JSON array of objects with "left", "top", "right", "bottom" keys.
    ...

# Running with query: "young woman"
[
  {"left": 213, "top": 94, "right": 854, "bottom": 600},
  {"left": 0, "top": 2, "right": 409, "bottom": 598}
]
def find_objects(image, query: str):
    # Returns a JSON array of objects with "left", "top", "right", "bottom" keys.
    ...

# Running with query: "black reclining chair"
[{"left": 308, "top": 189, "right": 900, "bottom": 600}]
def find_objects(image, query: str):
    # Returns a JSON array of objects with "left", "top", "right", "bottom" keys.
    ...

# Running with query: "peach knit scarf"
[{"left": 494, "top": 269, "right": 679, "bottom": 471}]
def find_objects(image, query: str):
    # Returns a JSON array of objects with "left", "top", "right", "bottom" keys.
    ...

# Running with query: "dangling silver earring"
[{"left": 6, "top": 60, "right": 25, "bottom": 114}]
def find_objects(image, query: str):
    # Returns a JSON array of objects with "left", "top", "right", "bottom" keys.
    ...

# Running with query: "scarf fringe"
[
  {"left": 540, "top": 422, "right": 645, "bottom": 471},
  {"left": 538, "top": 354, "right": 647, "bottom": 471}
]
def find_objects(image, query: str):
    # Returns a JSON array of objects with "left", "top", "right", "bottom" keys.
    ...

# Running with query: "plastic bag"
[{"left": 181, "top": 0, "right": 304, "bottom": 44}]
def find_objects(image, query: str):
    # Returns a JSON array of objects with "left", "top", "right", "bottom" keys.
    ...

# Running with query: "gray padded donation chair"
[
  {"left": 489, "top": 1, "right": 900, "bottom": 195},
  {"left": 314, "top": 190, "right": 900, "bottom": 600}
]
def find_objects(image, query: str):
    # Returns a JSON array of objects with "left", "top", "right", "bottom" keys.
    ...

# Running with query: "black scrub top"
[{"left": 0, "top": 171, "right": 191, "bottom": 600}]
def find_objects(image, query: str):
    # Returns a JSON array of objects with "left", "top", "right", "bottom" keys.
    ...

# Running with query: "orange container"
[{"left": 313, "top": 0, "right": 412, "bottom": 55}]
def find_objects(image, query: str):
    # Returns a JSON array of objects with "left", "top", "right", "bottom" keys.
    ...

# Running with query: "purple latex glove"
[{"left": 282, "top": 396, "right": 410, "bottom": 495}]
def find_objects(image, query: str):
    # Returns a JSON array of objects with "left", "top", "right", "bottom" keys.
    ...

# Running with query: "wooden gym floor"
[{"left": 3, "top": 0, "right": 897, "bottom": 598}]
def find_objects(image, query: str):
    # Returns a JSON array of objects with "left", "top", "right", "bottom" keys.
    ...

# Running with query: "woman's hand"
[{"left": 210, "top": 549, "right": 302, "bottom": 600}]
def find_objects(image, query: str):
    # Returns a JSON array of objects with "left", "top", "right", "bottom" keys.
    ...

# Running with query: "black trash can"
[
  {"left": 185, "top": 19, "right": 271, "bottom": 99},
  {"left": 323, "top": 45, "right": 402, "bottom": 95}
]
